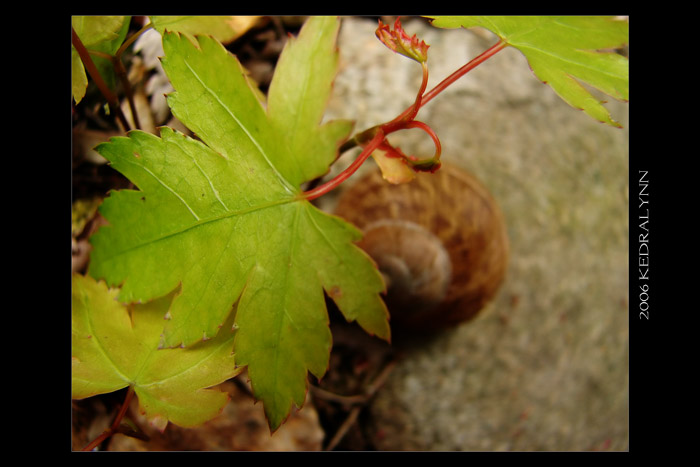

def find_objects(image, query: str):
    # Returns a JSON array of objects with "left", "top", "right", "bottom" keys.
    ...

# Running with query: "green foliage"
[
  {"left": 71, "top": 274, "right": 240, "bottom": 431},
  {"left": 71, "top": 16, "right": 130, "bottom": 104},
  {"left": 428, "top": 16, "right": 629, "bottom": 127},
  {"left": 87, "top": 17, "right": 389, "bottom": 431}
]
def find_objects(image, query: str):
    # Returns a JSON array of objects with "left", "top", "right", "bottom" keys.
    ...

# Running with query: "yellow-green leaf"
[
  {"left": 428, "top": 16, "right": 629, "bottom": 127},
  {"left": 71, "top": 274, "right": 240, "bottom": 430}
]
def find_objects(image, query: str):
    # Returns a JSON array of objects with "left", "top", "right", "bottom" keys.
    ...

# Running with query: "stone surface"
[{"left": 322, "top": 17, "right": 629, "bottom": 451}]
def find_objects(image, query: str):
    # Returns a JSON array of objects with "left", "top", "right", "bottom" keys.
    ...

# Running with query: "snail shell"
[{"left": 334, "top": 164, "right": 509, "bottom": 332}]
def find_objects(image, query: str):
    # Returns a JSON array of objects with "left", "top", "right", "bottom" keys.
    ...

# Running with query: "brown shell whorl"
[
  {"left": 334, "top": 164, "right": 509, "bottom": 332},
  {"left": 359, "top": 219, "right": 452, "bottom": 317}
]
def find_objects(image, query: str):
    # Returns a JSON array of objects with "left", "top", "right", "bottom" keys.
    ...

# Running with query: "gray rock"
[{"left": 323, "top": 17, "right": 628, "bottom": 451}]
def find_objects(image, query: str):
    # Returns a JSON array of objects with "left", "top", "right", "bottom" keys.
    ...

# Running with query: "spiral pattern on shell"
[{"left": 334, "top": 164, "right": 509, "bottom": 332}]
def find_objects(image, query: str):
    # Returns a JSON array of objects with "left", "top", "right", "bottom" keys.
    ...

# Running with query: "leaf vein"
[
  {"left": 98, "top": 197, "right": 295, "bottom": 263},
  {"left": 183, "top": 58, "right": 294, "bottom": 195},
  {"left": 83, "top": 305, "right": 132, "bottom": 385},
  {"left": 122, "top": 156, "right": 201, "bottom": 221},
  {"left": 516, "top": 44, "right": 625, "bottom": 83},
  {"left": 170, "top": 136, "right": 230, "bottom": 211},
  {"left": 137, "top": 341, "right": 229, "bottom": 388}
]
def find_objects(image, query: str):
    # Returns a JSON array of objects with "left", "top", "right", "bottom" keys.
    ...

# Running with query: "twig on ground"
[{"left": 321, "top": 359, "right": 397, "bottom": 451}]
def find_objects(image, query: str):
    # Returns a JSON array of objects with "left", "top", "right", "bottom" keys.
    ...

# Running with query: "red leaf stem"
[
  {"left": 384, "top": 61, "right": 429, "bottom": 130},
  {"left": 419, "top": 39, "right": 508, "bottom": 109},
  {"left": 72, "top": 27, "right": 131, "bottom": 132},
  {"left": 80, "top": 386, "right": 136, "bottom": 451},
  {"left": 302, "top": 129, "right": 386, "bottom": 201},
  {"left": 302, "top": 37, "right": 508, "bottom": 201},
  {"left": 402, "top": 120, "right": 442, "bottom": 171}
]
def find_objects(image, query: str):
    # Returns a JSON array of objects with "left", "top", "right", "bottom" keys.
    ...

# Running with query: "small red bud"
[{"left": 376, "top": 18, "right": 429, "bottom": 63}]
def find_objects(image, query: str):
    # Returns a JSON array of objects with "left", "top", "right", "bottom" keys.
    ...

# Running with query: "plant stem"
[
  {"left": 112, "top": 56, "right": 141, "bottom": 130},
  {"left": 110, "top": 22, "right": 154, "bottom": 131},
  {"left": 72, "top": 27, "right": 131, "bottom": 132},
  {"left": 81, "top": 386, "right": 135, "bottom": 451},
  {"left": 419, "top": 39, "right": 507, "bottom": 109},
  {"left": 116, "top": 21, "right": 153, "bottom": 58},
  {"left": 304, "top": 38, "right": 509, "bottom": 200},
  {"left": 337, "top": 40, "right": 506, "bottom": 156},
  {"left": 386, "top": 61, "right": 429, "bottom": 128},
  {"left": 403, "top": 120, "right": 442, "bottom": 164},
  {"left": 302, "top": 129, "right": 386, "bottom": 201}
]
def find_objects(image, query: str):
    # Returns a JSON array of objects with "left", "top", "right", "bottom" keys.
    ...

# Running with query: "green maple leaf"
[
  {"left": 88, "top": 16, "right": 390, "bottom": 431},
  {"left": 428, "top": 16, "right": 629, "bottom": 127},
  {"left": 71, "top": 273, "right": 240, "bottom": 431}
]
